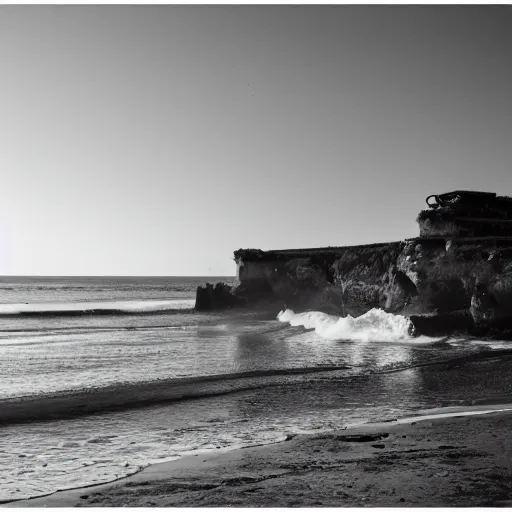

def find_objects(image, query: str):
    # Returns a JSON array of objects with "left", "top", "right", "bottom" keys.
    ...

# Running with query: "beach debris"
[
  {"left": 371, "top": 443, "right": 386, "bottom": 449},
  {"left": 335, "top": 433, "right": 389, "bottom": 443}
]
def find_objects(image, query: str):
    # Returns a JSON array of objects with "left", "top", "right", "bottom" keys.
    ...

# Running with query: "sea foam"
[{"left": 277, "top": 308, "right": 413, "bottom": 342}]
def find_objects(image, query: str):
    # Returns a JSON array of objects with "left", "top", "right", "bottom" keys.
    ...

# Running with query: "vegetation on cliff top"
[{"left": 233, "top": 249, "right": 266, "bottom": 263}]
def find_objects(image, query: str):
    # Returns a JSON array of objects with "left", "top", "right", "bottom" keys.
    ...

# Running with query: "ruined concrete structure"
[{"left": 418, "top": 191, "right": 512, "bottom": 238}]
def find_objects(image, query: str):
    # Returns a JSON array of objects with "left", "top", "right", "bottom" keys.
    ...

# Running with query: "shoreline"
[{"left": 7, "top": 403, "right": 512, "bottom": 507}]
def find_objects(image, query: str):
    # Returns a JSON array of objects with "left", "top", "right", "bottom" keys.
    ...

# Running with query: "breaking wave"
[
  {"left": 0, "top": 299, "right": 196, "bottom": 317},
  {"left": 277, "top": 308, "right": 414, "bottom": 342}
]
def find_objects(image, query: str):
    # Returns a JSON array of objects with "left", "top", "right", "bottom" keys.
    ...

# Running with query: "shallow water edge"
[{"left": 7, "top": 402, "right": 512, "bottom": 507}]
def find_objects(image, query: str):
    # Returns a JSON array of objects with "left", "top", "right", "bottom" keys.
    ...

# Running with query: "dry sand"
[{"left": 8, "top": 407, "right": 512, "bottom": 507}]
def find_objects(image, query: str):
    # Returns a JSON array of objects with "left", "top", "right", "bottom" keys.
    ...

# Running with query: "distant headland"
[{"left": 196, "top": 191, "right": 512, "bottom": 338}]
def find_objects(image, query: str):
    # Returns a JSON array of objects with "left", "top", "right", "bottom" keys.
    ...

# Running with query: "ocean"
[{"left": 2, "top": 276, "right": 512, "bottom": 503}]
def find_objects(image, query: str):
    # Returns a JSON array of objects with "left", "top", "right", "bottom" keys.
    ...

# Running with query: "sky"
[{"left": 1, "top": 5, "right": 512, "bottom": 276}]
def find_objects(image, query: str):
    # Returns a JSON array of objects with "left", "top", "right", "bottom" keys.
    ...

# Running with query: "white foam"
[
  {"left": 277, "top": 308, "right": 415, "bottom": 342},
  {"left": 394, "top": 406, "right": 512, "bottom": 424}
]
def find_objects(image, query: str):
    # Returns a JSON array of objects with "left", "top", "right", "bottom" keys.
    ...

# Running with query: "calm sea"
[{"left": 1, "top": 276, "right": 512, "bottom": 502}]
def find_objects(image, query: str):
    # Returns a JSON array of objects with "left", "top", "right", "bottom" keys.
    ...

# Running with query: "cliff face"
[
  {"left": 398, "top": 238, "right": 512, "bottom": 317},
  {"left": 233, "top": 243, "right": 408, "bottom": 315},
  {"left": 197, "top": 191, "right": 512, "bottom": 337},
  {"left": 229, "top": 237, "right": 512, "bottom": 336}
]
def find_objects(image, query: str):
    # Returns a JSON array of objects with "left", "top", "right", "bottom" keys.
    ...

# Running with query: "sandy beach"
[{"left": 7, "top": 407, "right": 512, "bottom": 507}]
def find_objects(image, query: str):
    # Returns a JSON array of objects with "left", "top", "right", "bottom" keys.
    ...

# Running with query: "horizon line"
[{"left": 0, "top": 274, "right": 238, "bottom": 278}]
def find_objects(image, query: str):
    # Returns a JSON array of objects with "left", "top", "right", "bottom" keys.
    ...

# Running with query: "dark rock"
[
  {"left": 409, "top": 310, "right": 474, "bottom": 337},
  {"left": 378, "top": 267, "right": 416, "bottom": 312},
  {"left": 336, "top": 433, "right": 389, "bottom": 443},
  {"left": 195, "top": 282, "right": 214, "bottom": 310},
  {"left": 195, "top": 282, "right": 239, "bottom": 311}
]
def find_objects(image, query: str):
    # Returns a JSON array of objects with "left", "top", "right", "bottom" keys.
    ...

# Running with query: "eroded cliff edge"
[{"left": 196, "top": 191, "right": 512, "bottom": 338}]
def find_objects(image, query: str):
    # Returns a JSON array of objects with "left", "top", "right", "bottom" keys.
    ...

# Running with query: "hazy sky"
[{"left": 1, "top": 6, "right": 512, "bottom": 276}]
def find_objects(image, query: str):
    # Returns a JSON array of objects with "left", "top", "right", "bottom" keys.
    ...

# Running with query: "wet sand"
[{"left": 9, "top": 407, "right": 512, "bottom": 507}]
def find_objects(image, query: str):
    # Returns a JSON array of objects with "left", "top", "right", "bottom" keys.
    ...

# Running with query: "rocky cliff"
[{"left": 196, "top": 191, "right": 512, "bottom": 338}]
